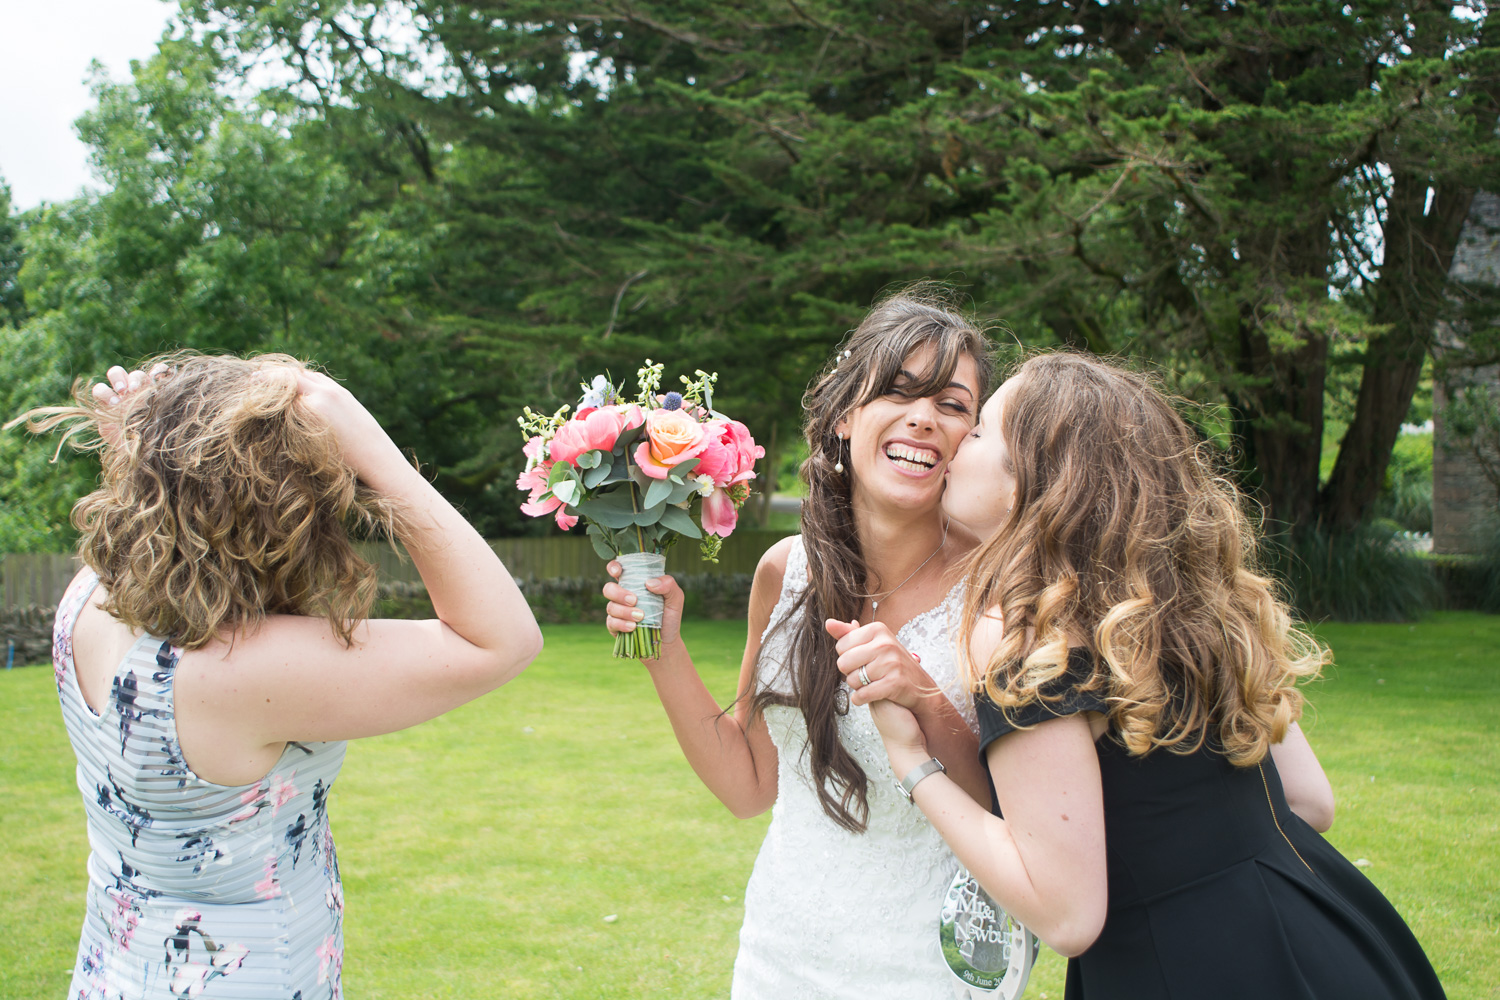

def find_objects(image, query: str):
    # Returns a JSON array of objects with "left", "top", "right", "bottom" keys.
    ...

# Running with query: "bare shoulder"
[
  {"left": 747, "top": 535, "right": 799, "bottom": 628},
  {"left": 755, "top": 534, "right": 798, "bottom": 587},
  {"left": 967, "top": 605, "right": 1005, "bottom": 665}
]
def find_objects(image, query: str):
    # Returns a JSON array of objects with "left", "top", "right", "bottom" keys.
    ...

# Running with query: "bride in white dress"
[{"left": 603, "top": 292, "right": 994, "bottom": 998}]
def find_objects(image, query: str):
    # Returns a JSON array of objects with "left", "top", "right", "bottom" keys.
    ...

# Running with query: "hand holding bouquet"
[{"left": 517, "top": 362, "right": 764, "bottom": 657}]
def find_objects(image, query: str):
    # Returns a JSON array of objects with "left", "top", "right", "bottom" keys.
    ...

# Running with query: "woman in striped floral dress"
[{"left": 16, "top": 353, "right": 542, "bottom": 999}]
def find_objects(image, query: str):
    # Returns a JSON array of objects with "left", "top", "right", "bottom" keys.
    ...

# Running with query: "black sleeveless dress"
[{"left": 975, "top": 651, "right": 1446, "bottom": 1000}]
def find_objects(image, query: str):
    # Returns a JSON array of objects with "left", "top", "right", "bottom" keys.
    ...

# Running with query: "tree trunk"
[
  {"left": 1320, "top": 177, "right": 1477, "bottom": 531},
  {"left": 1234, "top": 320, "right": 1329, "bottom": 529}
]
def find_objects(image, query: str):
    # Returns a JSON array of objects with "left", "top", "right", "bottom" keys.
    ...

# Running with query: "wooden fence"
[{"left": 2, "top": 530, "right": 794, "bottom": 610}]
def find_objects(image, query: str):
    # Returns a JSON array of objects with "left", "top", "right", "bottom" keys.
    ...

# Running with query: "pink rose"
[
  {"left": 548, "top": 404, "right": 644, "bottom": 467},
  {"left": 701, "top": 487, "right": 738, "bottom": 537},
  {"left": 635, "top": 408, "right": 709, "bottom": 479}
]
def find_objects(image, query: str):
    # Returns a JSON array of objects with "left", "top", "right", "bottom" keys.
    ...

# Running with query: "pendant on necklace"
[{"left": 872, "top": 600, "right": 880, "bottom": 611}]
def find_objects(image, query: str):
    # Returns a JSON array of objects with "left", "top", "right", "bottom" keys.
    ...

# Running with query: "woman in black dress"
[{"left": 830, "top": 352, "right": 1446, "bottom": 998}]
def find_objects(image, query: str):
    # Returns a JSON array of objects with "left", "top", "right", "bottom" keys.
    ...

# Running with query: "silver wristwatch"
[{"left": 897, "top": 757, "right": 946, "bottom": 802}]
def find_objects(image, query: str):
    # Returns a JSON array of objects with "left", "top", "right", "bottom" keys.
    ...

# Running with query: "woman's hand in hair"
[
  {"left": 90, "top": 363, "right": 168, "bottom": 446},
  {"left": 287, "top": 369, "right": 410, "bottom": 491},
  {"left": 603, "top": 561, "right": 684, "bottom": 658}
]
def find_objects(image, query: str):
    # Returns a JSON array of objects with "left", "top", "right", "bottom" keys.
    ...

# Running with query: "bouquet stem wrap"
[{"left": 615, "top": 551, "right": 667, "bottom": 659}]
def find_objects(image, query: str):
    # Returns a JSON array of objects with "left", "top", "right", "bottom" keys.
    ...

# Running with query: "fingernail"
[
  {"left": 627, "top": 595, "right": 637, "bottom": 606},
  {"left": 632, "top": 610, "right": 644, "bottom": 622},
  {"left": 112, "top": 383, "right": 125, "bottom": 392},
  {"left": 108, "top": 395, "right": 120, "bottom": 405},
  {"left": 624, "top": 623, "right": 635, "bottom": 632}
]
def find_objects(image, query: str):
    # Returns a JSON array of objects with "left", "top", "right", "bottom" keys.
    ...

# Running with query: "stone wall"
[{"left": 1432, "top": 191, "right": 1500, "bottom": 555}]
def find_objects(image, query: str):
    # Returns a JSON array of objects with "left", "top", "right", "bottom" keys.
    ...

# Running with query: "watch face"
[{"left": 938, "top": 868, "right": 1037, "bottom": 999}]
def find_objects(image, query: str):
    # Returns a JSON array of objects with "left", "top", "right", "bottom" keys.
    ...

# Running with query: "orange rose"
[{"left": 635, "top": 409, "right": 709, "bottom": 479}]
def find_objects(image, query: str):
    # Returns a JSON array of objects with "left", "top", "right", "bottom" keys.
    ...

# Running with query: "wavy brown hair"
[
  {"left": 8, "top": 352, "right": 405, "bottom": 650},
  {"left": 753, "top": 289, "right": 993, "bottom": 832},
  {"left": 961, "top": 353, "right": 1327, "bottom": 766}
]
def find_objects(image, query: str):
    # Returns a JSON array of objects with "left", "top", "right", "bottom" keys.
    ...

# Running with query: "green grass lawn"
[{"left": 3, "top": 614, "right": 1496, "bottom": 999}]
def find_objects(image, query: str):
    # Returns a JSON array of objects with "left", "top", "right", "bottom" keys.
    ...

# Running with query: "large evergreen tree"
[
  {"left": 8, "top": 3, "right": 1499, "bottom": 547},
  {"left": 180, "top": 0, "right": 1500, "bottom": 530}
]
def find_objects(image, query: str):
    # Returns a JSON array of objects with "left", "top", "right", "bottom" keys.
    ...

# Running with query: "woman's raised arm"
[{"left": 173, "top": 370, "right": 542, "bottom": 783}]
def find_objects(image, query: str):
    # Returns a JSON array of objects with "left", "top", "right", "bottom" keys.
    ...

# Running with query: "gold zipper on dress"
[{"left": 1259, "top": 763, "right": 1314, "bottom": 874}]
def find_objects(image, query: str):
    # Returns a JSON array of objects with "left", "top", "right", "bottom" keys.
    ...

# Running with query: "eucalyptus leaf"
[
  {"left": 584, "top": 488, "right": 638, "bottom": 513},
  {"left": 672, "top": 457, "right": 701, "bottom": 480},
  {"left": 583, "top": 460, "right": 614, "bottom": 489},
  {"left": 658, "top": 504, "right": 702, "bottom": 538},
  {"left": 547, "top": 461, "right": 575, "bottom": 488},
  {"left": 644, "top": 475, "right": 674, "bottom": 510},
  {"left": 576, "top": 450, "right": 603, "bottom": 469},
  {"left": 586, "top": 525, "right": 617, "bottom": 561},
  {"left": 578, "top": 498, "right": 638, "bottom": 529},
  {"left": 667, "top": 480, "right": 699, "bottom": 505},
  {"left": 551, "top": 479, "right": 580, "bottom": 506},
  {"left": 633, "top": 503, "right": 666, "bottom": 527}
]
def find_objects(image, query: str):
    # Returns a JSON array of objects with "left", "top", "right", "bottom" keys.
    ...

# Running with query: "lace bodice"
[{"left": 730, "top": 537, "right": 977, "bottom": 999}]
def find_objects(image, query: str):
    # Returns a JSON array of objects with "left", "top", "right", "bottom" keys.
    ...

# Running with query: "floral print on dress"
[{"left": 54, "top": 569, "right": 349, "bottom": 999}]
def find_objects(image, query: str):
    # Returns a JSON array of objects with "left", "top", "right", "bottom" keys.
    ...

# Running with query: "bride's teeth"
[{"left": 884, "top": 443, "right": 938, "bottom": 470}]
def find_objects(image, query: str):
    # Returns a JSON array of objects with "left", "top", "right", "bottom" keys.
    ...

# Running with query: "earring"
[{"left": 834, "top": 432, "right": 845, "bottom": 474}]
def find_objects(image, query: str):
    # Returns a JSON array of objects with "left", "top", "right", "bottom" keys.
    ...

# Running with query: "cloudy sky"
[{"left": 0, "top": 0, "right": 176, "bottom": 210}]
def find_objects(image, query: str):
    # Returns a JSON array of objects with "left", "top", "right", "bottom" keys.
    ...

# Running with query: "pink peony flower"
[
  {"left": 549, "top": 404, "right": 644, "bottom": 467},
  {"left": 635, "top": 408, "right": 709, "bottom": 479},
  {"left": 695, "top": 419, "right": 764, "bottom": 487},
  {"left": 701, "top": 487, "right": 739, "bottom": 537}
]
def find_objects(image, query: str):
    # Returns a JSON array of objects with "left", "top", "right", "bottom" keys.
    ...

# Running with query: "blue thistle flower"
[{"left": 662, "top": 391, "right": 684, "bottom": 411}]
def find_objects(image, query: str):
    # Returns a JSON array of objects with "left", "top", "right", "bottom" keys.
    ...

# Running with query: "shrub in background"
[
  {"left": 1262, "top": 522, "right": 1441, "bottom": 623},
  {"left": 375, "top": 574, "right": 755, "bottom": 627},
  {"left": 1374, "top": 432, "right": 1434, "bottom": 534}
]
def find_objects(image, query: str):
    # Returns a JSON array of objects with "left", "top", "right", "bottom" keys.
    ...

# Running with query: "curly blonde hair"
[
  {"left": 8, "top": 352, "right": 405, "bottom": 649},
  {"left": 961, "top": 352, "right": 1328, "bottom": 766}
]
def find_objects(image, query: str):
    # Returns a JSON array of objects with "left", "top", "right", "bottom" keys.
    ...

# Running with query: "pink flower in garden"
[
  {"left": 694, "top": 419, "right": 764, "bottom": 487},
  {"left": 548, "top": 404, "right": 644, "bottom": 467},
  {"left": 635, "top": 409, "right": 709, "bottom": 479},
  {"left": 701, "top": 487, "right": 739, "bottom": 537}
]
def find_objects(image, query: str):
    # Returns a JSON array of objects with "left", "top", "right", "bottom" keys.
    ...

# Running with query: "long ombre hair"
[
  {"left": 754, "top": 290, "right": 993, "bottom": 832},
  {"left": 9, "top": 352, "right": 405, "bottom": 650},
  {"left": 962, "top": 353, "right": 1327, "bottom": 765}
]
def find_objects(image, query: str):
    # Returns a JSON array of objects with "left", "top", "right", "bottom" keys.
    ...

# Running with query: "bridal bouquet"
[{"left": 516, "top": 362, "right": 763, "bottom": 658}]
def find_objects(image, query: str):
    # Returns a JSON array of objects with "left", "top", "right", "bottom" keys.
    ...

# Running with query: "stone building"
[{"left": 1432, "top": 191, "right": 1500, "bottom": 555}]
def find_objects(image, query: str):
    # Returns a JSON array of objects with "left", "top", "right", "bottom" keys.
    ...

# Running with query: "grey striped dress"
[{"left": 54, "top": 569, "right": 348, "bottom": 999}]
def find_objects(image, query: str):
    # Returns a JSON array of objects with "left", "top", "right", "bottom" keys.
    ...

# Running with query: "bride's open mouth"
[{"left": 884, "top": 441, "right": 940, "bottom": 474}]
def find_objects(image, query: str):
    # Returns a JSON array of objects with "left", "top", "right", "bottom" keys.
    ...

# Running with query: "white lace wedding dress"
[{"left": 731, "top": 537, "right": 977, "bottom": 999}]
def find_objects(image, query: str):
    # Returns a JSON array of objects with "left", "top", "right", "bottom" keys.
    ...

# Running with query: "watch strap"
[{"left": 897, "top": 757, "right": 946, "bottom": 802}]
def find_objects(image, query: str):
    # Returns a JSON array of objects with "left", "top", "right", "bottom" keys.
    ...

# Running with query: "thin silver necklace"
[{"left": 861, "top": 518, "right": 950, "bottom": 611}]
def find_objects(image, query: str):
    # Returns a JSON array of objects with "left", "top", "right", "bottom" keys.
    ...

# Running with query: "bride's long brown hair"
[
  {"left": 753, "top": 290, "right": 992, "bottom": 832},
  {"left": 962, "top": 353, "right": 1327, "bottom": 765}
]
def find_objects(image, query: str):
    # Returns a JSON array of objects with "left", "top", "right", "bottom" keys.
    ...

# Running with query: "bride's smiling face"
[
  {"left": 942, "top": 380, "right": 1018, "bottom": 536},
  {"left": 835, "top": 344, "right": 979, "bottom": 515}
]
